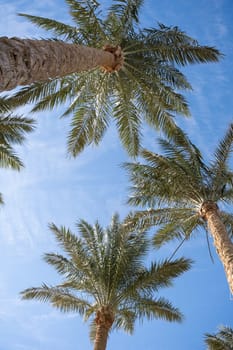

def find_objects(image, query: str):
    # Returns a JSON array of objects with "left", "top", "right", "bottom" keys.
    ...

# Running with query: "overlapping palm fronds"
[
  {"left": 205, "top": 326, "right": 233, "bottom": 350},
  {"left": 21, "top": 213, "right": 192, "bottom": 349},
  {"left": 8, "top": 0, "right": 221, "bottom": 156},
  {"left": 125, "top": 124, "right": 233, "bottom": 292},
  {"left": 0, "top": 98, "right": 35, "bottom": 202}
]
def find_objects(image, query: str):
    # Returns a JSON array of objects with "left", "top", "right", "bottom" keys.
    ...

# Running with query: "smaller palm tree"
[
  {"left": 0, "top": 98, "right": 35, "bottom": 202},
  {"left": 205, "top": 326, "right": 233, "bottom": 350},
  {"left": 21, "top": 213, "right": 192, "bottom": 350},
  {"left": 124, "top": 124, "right": 233, "bottom": 294}
]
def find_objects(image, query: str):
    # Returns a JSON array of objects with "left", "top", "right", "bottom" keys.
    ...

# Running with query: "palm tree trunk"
[
  {"left": 0, "top": 37, "right": 121, "bottom": 92},
  {"left": 94, "top": 306, "right": 114, "bottom": 350},
  {"left": 201, "top": 201, "right": 233, "bottom": 294}
]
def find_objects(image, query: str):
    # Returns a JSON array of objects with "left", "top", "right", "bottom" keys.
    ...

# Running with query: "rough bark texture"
[
  {"left": 200, "top": 201, "right": 233, "bottom": 294},
  {"left": 0, "top": 37, "right": 121, "bottom": 92},
  {"left": 94, "top": 306, "right": 114, "bottom": 350}
]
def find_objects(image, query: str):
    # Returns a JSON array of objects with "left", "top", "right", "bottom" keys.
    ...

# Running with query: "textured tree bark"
[
  {"left": 94, "top": 306, "right": 114, "bottom": 350},
  {"left": 0, "top": 37, "right": 117, "bottom": 92},
  {"left": 200, "top": 201, "right": 233, "bottom": 294}
]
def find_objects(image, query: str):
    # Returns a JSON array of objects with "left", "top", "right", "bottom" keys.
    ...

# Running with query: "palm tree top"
[
  {"left": 7, "top": 0, "right": 222, "bottom": 157},
  {"left": 21, "top": 213, "right": 192, "bottom": 340},
  {"left": 124, "top": 124, "right": 233, "bottom": 244}
]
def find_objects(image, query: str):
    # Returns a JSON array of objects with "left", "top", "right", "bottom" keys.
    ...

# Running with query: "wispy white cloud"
[{"left": 0, "top": 0, "right": 70, "bottom": 37}]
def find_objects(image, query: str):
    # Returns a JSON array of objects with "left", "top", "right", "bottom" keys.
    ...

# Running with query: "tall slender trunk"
[
  {"left": 0, "top": 37, "right": 123, "bottom": 92},
  {"left": 94, "top": 306, "right": 114, "bottom": 350},
  {"left": 200, "top": 201, "right": 233, "bottom": 294}
]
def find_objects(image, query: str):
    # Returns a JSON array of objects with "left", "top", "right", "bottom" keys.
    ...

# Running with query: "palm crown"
[
  {"left": 8, "top": 0, "right": 221, "bottom": 157},
  {"left": 124, "top": 125, "right": 233, "bottom": 292},
  {"left": 205, "top": 326, "right": 233, "bottom": 350},
  {"left": 21, "top": 213, "right": 191, "bottom": 349},
  {"left": 125, "top": 125, "right": 233, "bottom": 244}
]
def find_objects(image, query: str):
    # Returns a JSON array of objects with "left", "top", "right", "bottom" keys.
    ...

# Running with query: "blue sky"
[{"left": 0, "top": 0, "right": 232, "bottom": 349}]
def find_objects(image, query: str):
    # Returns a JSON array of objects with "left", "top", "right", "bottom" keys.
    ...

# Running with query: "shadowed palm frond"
[
  {"left": 205, "top": 326, "right": 233, "bottom": 350},
  {"left": 0, "top": 111, "right": 35, "bottom": 170},
  {"left": 113, "top": 308, "right": 136, "bottom": 334},
  {"left": 0, "top": 115, "right": 35, "bottom": 144}
]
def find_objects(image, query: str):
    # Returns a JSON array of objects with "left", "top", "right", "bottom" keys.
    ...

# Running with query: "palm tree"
[
  {"left": 2, "top": 0, "right": 221, "bottom": 156},
  {"left": 205, "top": 326, "right": 233, "bottom": 350},
  {"left": 124, "top": 125, "right": 233, "bottom": 294},
  {"left": 0, "top": 98, "right": 35, "bottom": 202},
  {"left": 21, "top": 213, "right": 192, "bottom": 350}
]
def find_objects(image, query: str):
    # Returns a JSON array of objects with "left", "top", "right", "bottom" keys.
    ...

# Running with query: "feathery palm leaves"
[
  {"left": 7, "top": 0, "right": 221, "bottom": 156},
  {"left": 125, "top": 124, "right": 233, "bottom": 293},
  {"left": 21, "top": 213, "right": 192, "bottom": 350},
  {"left": 205, "top": 326, "right": 233, "bottom": 350},
  {"left": 0, "top": 98, "right": 35, "bottom": 202}
]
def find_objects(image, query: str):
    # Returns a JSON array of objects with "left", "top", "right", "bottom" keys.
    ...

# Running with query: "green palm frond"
[
  {"left": 144, "top": 24, "right": 222, "bottom": 65},
  {"left": 153, "top": 214, "right": 201, "bottom": 248},
  {"left": 112, "top": 85, "right": 141, "bottom": 157},
  {"left": 0, "top": 98, "right": 10, "bottom": 114},
  {"left": 0, "top": 115, "right": 35, "bottom": 144},
  {"left": 18, "top": 14, "right": 80, "bottom": 42},
  {"left": 67, "top": 72, "right": 111, "bottom": 156},
  {"left": 67, "top": 104, "right": 109, "bottom": 156},
  {"left": 0, "top": 100, "right": 35, "bottom": 201},
  {"left": 113, "top": 308, "right": 136, "bottom": 334},
  {"left": 123, "top": 257, "right": 192, "bottom": 297},
  {"left": 21, "top": 284, "right": 91, "bottom": 313},
  {"left": 210, "top": 124, "right": 233, "bottom": 193},
  {"left": 30, "top": 80, "right": 75, "bottom": 112},
  {"left": 213, "top": 124, "right": 233, "bottom": 168},
  {"left": 205, "top": 326, "right": 233, "bottom": 350},
  {"left": 61, "top": 71, "right": 100, "bottom": 117},
  {"left": 152, "top": 64, "right": 192, "bottom": 90},
  {"left": 0, "top": 143, "right": 23, "bottom": 170},
  {"left": 77, "top": 219, "right": 106, "bottom": 269},
  {"left": 121, "top": 58, "right": 191, "bottom": 119},
  {"left": 66, "top": 0, "right": 106, "bottom": 45},
  {"left": 109, "top": 0, "right": 144, "bottom": 31},
  {"left": 43, "top": 253, "right": 82, "bottom": 279},
  {"left": 7, "top": 80, "right": 60, "bottom": 108},
  {"left": 124, "top": 208, "right": 195, "bottom": 232},
  {"left": 133, "top": 296, "right": 183, "bottom": 322},
  {"left": 48, "top": 223, "right": 83, "bottom": 257}
]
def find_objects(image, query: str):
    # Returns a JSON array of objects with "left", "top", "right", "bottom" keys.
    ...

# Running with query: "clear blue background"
[{"left": 0, "top": 0, "right": 232, "bottom": 349}]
